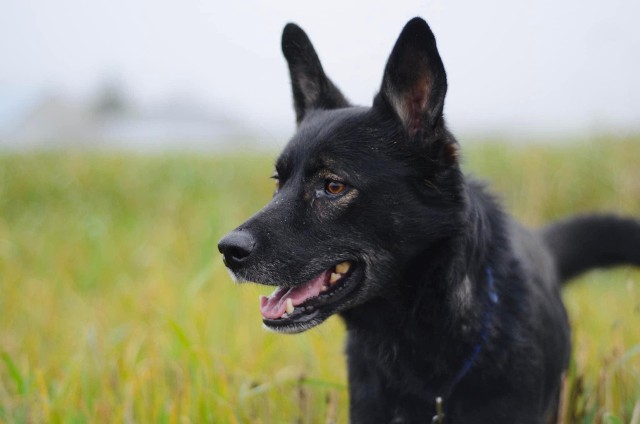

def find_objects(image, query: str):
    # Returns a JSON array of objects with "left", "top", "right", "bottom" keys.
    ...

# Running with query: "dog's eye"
[{"left": 325, "top": 180, "right": 347, "bottom": 195}]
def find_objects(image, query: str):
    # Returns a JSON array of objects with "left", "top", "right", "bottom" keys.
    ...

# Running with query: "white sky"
[{"left": 2, "top": 0, "right": 640, "bottom": 142}]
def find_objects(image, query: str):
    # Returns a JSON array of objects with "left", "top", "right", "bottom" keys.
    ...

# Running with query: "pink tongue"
[{"left": 260, "top": 270, "right": 329, "bottom": 319}]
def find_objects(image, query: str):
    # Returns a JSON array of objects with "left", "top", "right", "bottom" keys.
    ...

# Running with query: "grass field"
[{"left": 1, "top": 139, "right": 640, "bottom": 423}]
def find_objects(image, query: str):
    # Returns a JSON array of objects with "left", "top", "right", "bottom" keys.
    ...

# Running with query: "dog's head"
[{"left": 218, "top": 18, "right": 466, "bottom": 333}]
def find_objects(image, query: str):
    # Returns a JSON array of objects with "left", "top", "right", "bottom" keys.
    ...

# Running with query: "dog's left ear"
[
  {"left": 376, "top": 17, "right": 447, "bottom": 139},
  {"left": 282, "top": 23, "right": 349, "bottom": 125}
]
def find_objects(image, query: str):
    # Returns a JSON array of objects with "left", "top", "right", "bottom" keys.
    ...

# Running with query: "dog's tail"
[{"left": 541, "top": 214, "right": 640, "bottom": 283}]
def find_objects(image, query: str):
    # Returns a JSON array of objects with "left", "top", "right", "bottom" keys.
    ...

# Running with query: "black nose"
[{"left": 218, "top": 230, "right": 256, "bottom": 269}]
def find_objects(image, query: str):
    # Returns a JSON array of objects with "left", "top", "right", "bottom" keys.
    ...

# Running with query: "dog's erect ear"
[
  {"left": 377, "top": 18, "right": 447, "bottom": 138},
  {"left": 282, "top": 23, "right": 349, "bottom": 125}
]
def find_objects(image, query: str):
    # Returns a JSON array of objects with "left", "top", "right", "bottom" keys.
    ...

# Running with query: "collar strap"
[{"left": 439, "top": 267, "right": 499, "bottom": 400}]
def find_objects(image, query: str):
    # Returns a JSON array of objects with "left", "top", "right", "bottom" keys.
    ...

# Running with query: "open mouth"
[{"left": 260, "top": 261, "right": 360, "bottom": 332}]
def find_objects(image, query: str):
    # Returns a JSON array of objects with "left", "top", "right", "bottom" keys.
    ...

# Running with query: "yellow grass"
[{"left": 0, "top": 139, "right": 639, "bottom": 423}]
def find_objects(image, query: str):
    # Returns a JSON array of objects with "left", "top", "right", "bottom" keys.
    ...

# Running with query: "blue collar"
[{"left": 439, "top": 267, "right": 500, "bottom": 400}]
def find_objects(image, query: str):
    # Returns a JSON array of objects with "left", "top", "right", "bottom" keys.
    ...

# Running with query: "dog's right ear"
[
  {"left": 375, "top": 17, "right": 447, "bottom": 139},
  {"left": 282, "top": 23, "right": 349, "bottom": 125}
]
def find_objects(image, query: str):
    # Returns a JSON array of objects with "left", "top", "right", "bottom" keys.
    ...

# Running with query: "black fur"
[
  {"left": 282, "top": 23, "right": 349, "bottom": 125},
  {"left": 218, "top": 17, "right": 640, "bottom": 423},
  {"left": 542, "top": 215, "right": 640, "bottom": 281}
]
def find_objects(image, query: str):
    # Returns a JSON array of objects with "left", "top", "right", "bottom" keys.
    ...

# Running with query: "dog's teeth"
[
  {"left": 285, "top": 298, "right": 294, "bottom": 314},
  {"left": 330, "top": 272, "right": 341, "bottom": 284},
  {"left": 335, "top": 262, "right": 351, "bottom": 274},
  {"left": 321, "top": 286, "right": 328, "bottom": 292}
]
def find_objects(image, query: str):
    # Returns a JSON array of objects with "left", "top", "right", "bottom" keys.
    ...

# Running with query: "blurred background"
[
  {"left": 2, "top": 0, "right": 640, "bottom": 150},
  {"left": 1, "top": 1, "right": 639, "bottom": 423}
]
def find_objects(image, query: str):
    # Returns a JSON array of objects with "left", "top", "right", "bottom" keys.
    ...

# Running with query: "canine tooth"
[
  {"left": 335, "top": 262, "right": 350, "bottom": 274},
  {"left": 321, "top": 286, "right": 328, "bottom": 292},
  {"left": 285, "top": 298, "right": 294, "bottom": 314},
  {"left": 330, "top": 272, "right": 341, "bottom": 284}
]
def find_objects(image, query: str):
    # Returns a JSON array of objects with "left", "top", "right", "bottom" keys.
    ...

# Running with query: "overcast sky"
[{"left": 2, "top": 0, "right": 640, "bottom": 143}]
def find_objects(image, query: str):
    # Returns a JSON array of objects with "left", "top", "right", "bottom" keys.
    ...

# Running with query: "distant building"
[
  {"left": 4, "top": 94, "right": 97, "bottom": 148},
  {"left": 0, "top": 86, "right": 256, "bottom": 151}
]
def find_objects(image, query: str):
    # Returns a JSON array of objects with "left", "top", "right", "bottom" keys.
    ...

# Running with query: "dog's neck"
[{"left": 340, "top": 181, "right": 504, "bottom": 397}]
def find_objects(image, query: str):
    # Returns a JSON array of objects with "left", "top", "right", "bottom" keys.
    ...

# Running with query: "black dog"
[{"left": 218, "top": 17, "right": 640, "bottom": 423}]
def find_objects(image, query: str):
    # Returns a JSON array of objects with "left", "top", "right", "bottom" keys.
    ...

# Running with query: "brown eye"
[
  {"left": 271, "top": 172, "right": 280, "bottom": 189},
  {"left": 325, "top": 180, "right": 347, "bottom": 195}
]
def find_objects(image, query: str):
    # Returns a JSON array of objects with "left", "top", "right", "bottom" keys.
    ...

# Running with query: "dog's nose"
[{"left": 218, "top": 230, "right": 256, "bottom": 269}]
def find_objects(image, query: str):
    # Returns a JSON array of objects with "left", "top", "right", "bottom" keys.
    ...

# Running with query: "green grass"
[{"left": 1, "top": 139, "right": 639, "bottom": 423}]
